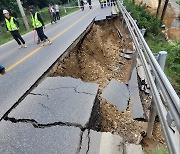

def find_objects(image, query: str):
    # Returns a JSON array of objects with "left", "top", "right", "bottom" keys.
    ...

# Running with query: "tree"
[
  {"left": 161, "top": 0, "right": 169, "bottom": 21},
  {"left": 156, "top": 0, "right": 162, "bottom": 18}
]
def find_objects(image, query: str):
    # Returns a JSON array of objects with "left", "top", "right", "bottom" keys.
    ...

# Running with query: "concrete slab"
[
  {"left": 125, "top": 143, "right": 144, "bottom": 154},
  {"left": 80, "top": 130, "right": 124, "bottom": 154},
  {"left": 101, "top": 79, "right": 129, "bottom": 112},
  {"left": 124, "top": 54, "right": 133, "bottom": 59},
  {"left": 128, "top": 68, "right": 145, "bottom": 120},
  {"left": 112, "top": 5, "right": 118, "bottom": 15},
  {"left": 123, "top": 49, "right": 134, "bottom": 54},
  {"left": 0, "top": 120, "right": 81, "bottom": 154},
  {"left": 8, "top": 77, "right": 99, "bottom": 127}
]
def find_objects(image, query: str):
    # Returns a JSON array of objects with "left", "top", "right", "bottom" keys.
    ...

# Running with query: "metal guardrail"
[{"left": 116, "top": 1, "right": 180, "bottom": 154}]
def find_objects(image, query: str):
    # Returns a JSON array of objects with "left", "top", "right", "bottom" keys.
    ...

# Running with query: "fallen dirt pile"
[
  {"left": 49, "top": 18, "right": 166, "bottom": 153},
  {"left": 51, "top": 18, "right": 133, "bottom": 92}
]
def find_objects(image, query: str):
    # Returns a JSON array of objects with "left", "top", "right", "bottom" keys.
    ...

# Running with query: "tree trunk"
[
  {"left": 161, "top": 0, "right": 169, "bottom": 21},
  {"left": 156, "top": 0, "right": 162, "bottom": 18}
]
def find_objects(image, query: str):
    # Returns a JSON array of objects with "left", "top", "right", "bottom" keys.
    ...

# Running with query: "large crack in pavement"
[
  {"left": 4, "top": 117, "right": 85, "bottom": 131},
  {"left": 76, "top": 131, "right": 84, "bottom": 154},
  {"left": 30, "top": 93, "right": 49, "bottom": 99},
  {"left": 86, "top": 129, "right": 91, "bottom": 154},
  {"left": 44, "top": 85, "right": 96, "bottom": 96}
]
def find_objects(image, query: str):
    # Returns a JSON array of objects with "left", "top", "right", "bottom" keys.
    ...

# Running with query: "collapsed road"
[{"left": 0, "top": 2, "right": 167, "bottom": 154}]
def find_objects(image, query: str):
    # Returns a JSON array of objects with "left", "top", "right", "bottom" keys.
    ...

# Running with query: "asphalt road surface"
[{"left": 0, "top": 1, "right": 112, "bottom": 120}]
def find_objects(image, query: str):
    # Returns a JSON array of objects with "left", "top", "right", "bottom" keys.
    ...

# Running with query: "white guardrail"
[{"left": 116, "top": 1, "right": 180, "bottom": 154}]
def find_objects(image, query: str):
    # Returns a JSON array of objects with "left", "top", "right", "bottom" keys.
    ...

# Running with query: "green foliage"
[
  {"left": 124, "top": 0, "right": 162, "bottom": 36},
  {"left": 176, "top": 1, "right": 180, "bottom": 5},
  {"left": 154, "top": 147, "right": 169, "bottom": 154},
  {"left": 124, "top": 0, "right": 180, "bottom": 95},
  {"left": 147, "top": 36, "right": 180, "bottom": 95}
]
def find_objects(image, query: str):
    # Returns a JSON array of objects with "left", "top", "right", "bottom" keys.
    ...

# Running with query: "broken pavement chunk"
[
  {"left": 128, "top": 68, "right": 145, "bottom": 120},
  {"left": 101, "top": 79, "right": 129, "bottom": 112},
  {"left": 125, "top": 143, "right": 144, "bottom": 154},
  {"left": 123, "top": 49, "right": 134, "bottom": 54},
  {"left": 124, "top": 54, "right": 133, "bottom": 59},
  {"left": 80, "top": 130, "right": 124, "bottom": 154},
  {"left": 8, "top": 77, "right": 99, "bottom": 127}
]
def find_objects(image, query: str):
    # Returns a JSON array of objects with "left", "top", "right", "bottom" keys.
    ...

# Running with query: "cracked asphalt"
[
  {"left": 0, "top": 0, "right": 112, "bottom": 120},
  {"left": 0, "top": 2, "right": 115, "bottom": 153},
  {"left": 0, "top": 77, "right": 101, "bottom": 153}
]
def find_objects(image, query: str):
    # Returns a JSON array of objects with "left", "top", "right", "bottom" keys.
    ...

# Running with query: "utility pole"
[
  {"left": 16, "top": 0, "right": 29, "bottom": 30},
  {"left": 161, "top": 0, "right": 169, "bottom": 21}
]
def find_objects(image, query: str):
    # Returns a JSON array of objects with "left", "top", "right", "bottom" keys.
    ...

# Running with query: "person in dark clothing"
[
  {"left": 0, "top": 65, "right": 5, "bottom": 74},
  {"left": 3, "top": 10, "right": 27, "bottom": 49},
  {"left": 87, "top": 0, "right": 92, "bottom": 9},
  {"left": 28, "top": 6, "right": 51, "bottom": 46},
  {"left": 80, "top": 0, "right": 84, "bottom": 11}
]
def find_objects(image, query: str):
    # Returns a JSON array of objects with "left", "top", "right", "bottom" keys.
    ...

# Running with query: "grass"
[
  {"left": 0, "top": 6, "right": 79, "bottom": 45},
  {"left": 154, "top": 147, "right": 169, "bottom": 154},
  {"left": 146, "top": 35, "right": 180, "bottom": 96}
]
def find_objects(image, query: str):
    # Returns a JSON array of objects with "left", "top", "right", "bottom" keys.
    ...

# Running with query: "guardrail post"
[
  {"left": 147, "top": 99, "right": 157, "bottom": 138},
  {"left": 147, "top": 51, "right": 167, "bottom": 137},
  {"left": 158, "top": 51, "right": 167, "bottom": 71},
  {"left": 140, "top": 28, "right": 146, "bottom": 37},
  {"left": 64, "top": 8, "right": 67, "bottom": 14}
]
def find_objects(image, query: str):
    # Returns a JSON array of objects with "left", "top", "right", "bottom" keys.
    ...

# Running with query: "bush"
[{"left": 124, "top": 0, "right": 162, "bottom": 36}]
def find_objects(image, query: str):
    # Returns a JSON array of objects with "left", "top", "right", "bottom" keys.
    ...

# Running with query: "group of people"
[
  {"left": 2, "top": 5, "right": 53, "bottom": 49},
  {"left": 48, "top": 4, "right": 60, "bottom": 24},
  {"left": 100, "top": 0, "right": 117, "bottom": 8},
  {"left": 80, "top": 0, "right": 92, "bottom": 11},
  {"left": 1, "top": 6, "right": 54, "bottom": 73}
]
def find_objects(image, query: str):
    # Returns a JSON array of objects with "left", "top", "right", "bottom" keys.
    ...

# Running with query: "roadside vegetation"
[
  {"left": 0, "top": 2, "right": 79, "bottom": 45},
  {"left": 124, "top": 0, "right": 180, "bottom": 96},
  {"left": 155, "top": 147, "right": 169, "bottom": 154}
]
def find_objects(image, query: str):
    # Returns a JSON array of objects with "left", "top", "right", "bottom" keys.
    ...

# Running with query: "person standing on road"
[
  {"left": 99, "top": 0, "right": 106, "bottom": 8},
  {"left": 28, "top": 6, "right": 51, "bottom": 47},
  {"left": 80, "top": 0, "right": 85, "bottom": 11},
  {"left": 54, "top": 4, "right": 60, "bottom": 20},
  {"left": 88, "top": 0, "right": 92, "bottom": 9},
  {"left": 48, "top": 4, "right": 57, "bottom": 24},
  {"left": 3, "top": 10, "right": 27, "bottom": 49}
]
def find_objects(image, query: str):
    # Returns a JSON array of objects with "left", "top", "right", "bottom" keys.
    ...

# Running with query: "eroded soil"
[{"left": 49, "top": 17, "right": 166, "bottom": 153}]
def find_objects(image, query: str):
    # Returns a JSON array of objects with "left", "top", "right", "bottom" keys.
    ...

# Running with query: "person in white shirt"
[
  {"left": 48, "top": 4, "right": 57, "bottom": 24},
  {"left": 55, "top": 4, "right": 60, "bottom": 20}
]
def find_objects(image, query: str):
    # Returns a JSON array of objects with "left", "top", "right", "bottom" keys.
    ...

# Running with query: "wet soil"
[{"left": 49, "top": 17, "right": 166, "bottom": 153}]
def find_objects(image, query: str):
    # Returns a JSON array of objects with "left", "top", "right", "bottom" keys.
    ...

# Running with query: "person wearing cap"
[
  {"left": 3, "top": 10, "right": 27, "bottom": 49},
  {"left": 28, "top": 6, "right": 51, "bottom": 46}
]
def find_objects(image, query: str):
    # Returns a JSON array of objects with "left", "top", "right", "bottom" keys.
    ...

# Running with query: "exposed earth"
[
  {"left": 49, "top": 18, "right": 167, "bottom": 153},
  {"left": 134, "top": 0, "right": 180, "bottom": 39}
]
